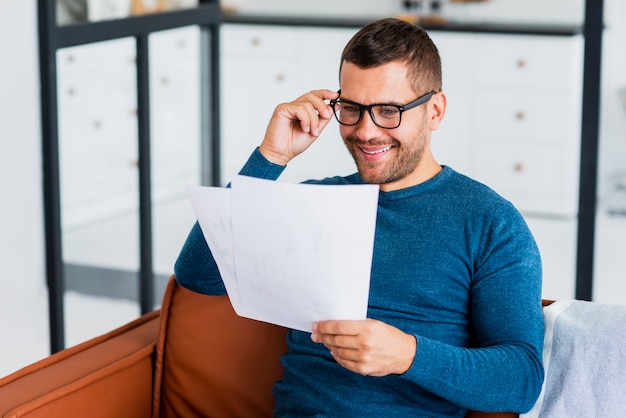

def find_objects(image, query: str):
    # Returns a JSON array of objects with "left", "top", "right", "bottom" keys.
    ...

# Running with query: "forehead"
[{"left": 339, "top": 61, "right": 414, "bottom": 103}]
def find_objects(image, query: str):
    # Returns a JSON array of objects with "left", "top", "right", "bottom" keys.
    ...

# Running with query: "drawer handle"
[
  {"left": 515, "top": 111, "right": 525, "bottom": 121},
  {"left": 250, "top": 37, "right": 261, "bottom": 47},
  {"left": 275, "top": 73, "right": 286, "bottom": 83},
  {"left": 513, "top": 162, "right": 525, "bottom": 173},
  {"left": 517, "top": 59, "right": 526, "bottom": 69}
]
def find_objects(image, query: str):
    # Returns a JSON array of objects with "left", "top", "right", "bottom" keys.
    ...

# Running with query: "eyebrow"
[{"left": 338, "top": 96, "right": 406, "bottom": 107}]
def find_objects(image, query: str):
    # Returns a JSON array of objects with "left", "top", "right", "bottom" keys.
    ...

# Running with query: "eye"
[
  {"left": 376, "top": 105, "right": 401, "bottom": 119},
  {"left": 340, "top": 103, "right": 360, "bottom": 114}
]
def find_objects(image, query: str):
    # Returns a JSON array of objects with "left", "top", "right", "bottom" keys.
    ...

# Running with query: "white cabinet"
[
  {"left": 469, "top": 34, "right": 584, "bottom": 219},
  {"left": 220, "top": 24, "right": 585, "bottom": 300},
  {"left": 220, "top": 25, "right": 299, "bottom": 184},
  {"left": 149, "top": 27, "right": 202, "bottom": 199},
  {"left": 58, "top": 27, "right": 202, "bottom": 275},
  {"left": 432, "top": 31, "right": 584, "bottom": 300},
  {"left": 57, "top": 38, "right": 139, "bottom": 230},
  {"left": 462, "top": 33, "right": 584, "bottom": 300}
]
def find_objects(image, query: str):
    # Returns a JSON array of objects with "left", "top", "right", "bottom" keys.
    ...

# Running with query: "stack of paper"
[{"left": 188, "top": 175, "right": 379, "bottom": 332}]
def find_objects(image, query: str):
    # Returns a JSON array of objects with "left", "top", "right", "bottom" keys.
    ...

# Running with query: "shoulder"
[{"left": 437, "top": 167, "right": 520, "bottom": 217}]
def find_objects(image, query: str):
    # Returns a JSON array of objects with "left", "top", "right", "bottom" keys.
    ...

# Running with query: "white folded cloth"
[{"left": 522, "top": 299, "right": 626, "bottom": 417}]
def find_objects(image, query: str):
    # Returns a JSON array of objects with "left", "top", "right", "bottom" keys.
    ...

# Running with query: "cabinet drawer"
[
  {"left": 471, "top": 142, "right": 579, "bottom": 216},
  {"left": 57, "top": 38, "right": 136, "bottom": 76},
  {"left": 472, "top": 90, "right": 571, "bottom": 143},
  {"left": 473, "top": 34, "right": 583, "bottom": 90},
  {"left": 221, "top": 24, "right": 297, "bottom": 58}
]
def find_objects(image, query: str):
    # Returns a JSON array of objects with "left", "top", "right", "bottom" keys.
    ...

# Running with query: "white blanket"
[{"left": 522, "top": 299, "right": 626, "bottom": 417}]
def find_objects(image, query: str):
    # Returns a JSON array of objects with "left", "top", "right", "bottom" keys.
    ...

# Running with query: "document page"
[{"left": 188, "top": 176, "right": 379, "bottom": 332}]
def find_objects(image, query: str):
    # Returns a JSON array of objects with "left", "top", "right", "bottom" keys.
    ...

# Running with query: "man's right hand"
[{"left": 258, "top": 89, "right": 339, "bottom": 166}]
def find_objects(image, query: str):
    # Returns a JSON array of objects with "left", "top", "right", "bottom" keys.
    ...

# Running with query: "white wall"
[
  {"left": 0, "top": 0, "right": 45, "bottom": 291},
  {"left": 0, "top": 0, "right": 49, "bottom": 375}
]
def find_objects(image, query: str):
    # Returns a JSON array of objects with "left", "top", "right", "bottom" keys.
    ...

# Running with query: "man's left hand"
[{"left": 311, "top": 319, "right": 417, "bottom": 377}]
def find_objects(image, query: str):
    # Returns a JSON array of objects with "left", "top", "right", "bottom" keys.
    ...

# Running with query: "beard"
[{"left": 343, "top": 127, "right": 428, "bottom": 186}]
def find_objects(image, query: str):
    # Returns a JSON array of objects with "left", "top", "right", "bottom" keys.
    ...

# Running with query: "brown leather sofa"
[{"left": 0, "top": 276, "right": 529, "bottom": 417}]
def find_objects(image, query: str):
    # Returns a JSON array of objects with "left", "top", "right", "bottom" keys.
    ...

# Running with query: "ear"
[{"left": 428, "top": 91, "right": 447, "bottom": 131}]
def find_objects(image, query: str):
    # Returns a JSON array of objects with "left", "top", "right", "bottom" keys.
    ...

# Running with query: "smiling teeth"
[{"left": 363, "top": 146, "right": 391, "bottom": 155}]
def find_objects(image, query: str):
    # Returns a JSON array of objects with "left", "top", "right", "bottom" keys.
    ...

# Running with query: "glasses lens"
[
  {"left": 333, "top": 100, "right": 404, "bottom": 129},
  {"left": 371, "top": 105, "right": 401, "bottom": 129},
  {"left": 334, "top": 101, "right": 361, "bottom": 126}
]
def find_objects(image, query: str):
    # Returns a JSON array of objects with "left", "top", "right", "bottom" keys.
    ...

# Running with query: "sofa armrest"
[{"left": 0, "top": 310, "right": 160, "bottom": 418}]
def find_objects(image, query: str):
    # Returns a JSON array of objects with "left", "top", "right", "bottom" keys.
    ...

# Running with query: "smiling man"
[{"left": 175, "top": 18, "right": 544, "bottom": 417}]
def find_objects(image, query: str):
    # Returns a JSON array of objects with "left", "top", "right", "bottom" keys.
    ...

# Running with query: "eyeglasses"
[{"left": 330, "top": 90, "right": 436, "bottom": 129}]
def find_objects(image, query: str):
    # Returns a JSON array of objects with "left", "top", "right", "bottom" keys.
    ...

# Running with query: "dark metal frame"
[
  {"left": 575, "top": 0, "right": 604, "bottom": 301},
  {"left": 38, "top": 0, "right": 222, "bottom": 353}
]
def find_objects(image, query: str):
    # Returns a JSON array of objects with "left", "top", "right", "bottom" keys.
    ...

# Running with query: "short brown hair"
[{"left": 340, "top": 18, "right": 442, "bottom": 93}]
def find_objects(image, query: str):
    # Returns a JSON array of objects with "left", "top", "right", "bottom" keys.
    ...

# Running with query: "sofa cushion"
[
  {"left": 154, "top": 277, "right": 288, "bottom": 417},
  {"left": 0, "top": 310, "right": 159, "bottom": 418}
]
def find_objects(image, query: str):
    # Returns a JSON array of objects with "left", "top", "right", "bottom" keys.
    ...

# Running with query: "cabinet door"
[
  {"left": 472, "top": 140, "right": 580, "bottom": 217},
  {"left": 149, "top": 26, "right": 202, "bottom": 202},
  {"left": 57, "top": 38, "right": 139, "bottom": 229},
  {"left": 149, "top": 26, "right": 203, "bottom": 276},
  {"left": 470, "top": 33, "right": 583, "bottom": 218},
  {"left": 473, "top": 34, "right": 583, "bottom": 91},
  {"left": 220, "top": 25, "right": 298, "bottom": 184}
]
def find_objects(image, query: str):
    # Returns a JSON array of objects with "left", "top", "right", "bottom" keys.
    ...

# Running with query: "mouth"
[{"left": 359, "top": 145, "right": 392, "bottom": 155}]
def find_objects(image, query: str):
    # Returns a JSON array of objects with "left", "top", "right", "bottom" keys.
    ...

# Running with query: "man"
[{"left": 175, "top": 18, "right": 544, "bottom": 416}]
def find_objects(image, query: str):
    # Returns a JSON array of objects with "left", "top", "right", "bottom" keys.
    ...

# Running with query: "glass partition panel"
[
  {"left": 57, "top": 37, "right": 140, "bottom": 345},
  {"left": 149, "top": 25, "right": 203, "bottom": 306}
]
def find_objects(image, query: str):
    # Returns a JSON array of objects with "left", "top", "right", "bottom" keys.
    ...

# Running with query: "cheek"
[
  {"left": 401, "top": 111, "right": 429, "bottom": 134},
  {"left": 339, "top": 125, "right": 356, "bottom": 141}
]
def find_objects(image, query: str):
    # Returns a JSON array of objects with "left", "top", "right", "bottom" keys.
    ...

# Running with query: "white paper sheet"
[{"left": 188, "top": 175, "right": 379, "bottom": 332}]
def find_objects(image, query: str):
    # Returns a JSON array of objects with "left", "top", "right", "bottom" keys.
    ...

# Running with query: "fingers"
[
  {"left": 260, "top": 89, "right": 339, "bottom": 165},
  {"left": 311, "top": 320, "right": 378, "bottom": 375},
  {"left": 312, "top": 319, "right": 360, "bottom": 339},
  {"left": 310, "top": 320, "right": 369, "bottom": 349},
  {"left": 286, "top": 89, "right": 337, "bottom": 136},
  {"left": 311, "top": 319, "right": 417, "bottom": 377}
]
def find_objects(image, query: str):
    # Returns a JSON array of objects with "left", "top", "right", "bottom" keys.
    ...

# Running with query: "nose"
[{"left": 353, "top": 109, "right": 381, "bottom": 140}]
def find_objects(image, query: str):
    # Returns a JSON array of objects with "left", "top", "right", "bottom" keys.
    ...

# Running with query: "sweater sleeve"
[
  {"left": 402, "top": 202, "right": 544, "bottom": 413},
  {"left": 174, "top": 148, "right": 285, "bottom": 294}
]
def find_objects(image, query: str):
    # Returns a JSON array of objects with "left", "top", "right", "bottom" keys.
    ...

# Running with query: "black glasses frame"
[{"left": 330, "top": 90, "right": 436, "bottom": 129}]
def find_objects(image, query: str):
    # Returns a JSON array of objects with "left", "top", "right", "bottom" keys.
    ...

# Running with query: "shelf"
[
  {"left": 222, "top": 12, "right": 583, "bottom": 37},
  {"left": 55, "top": 3, "right": 221, "bottom": 48}
]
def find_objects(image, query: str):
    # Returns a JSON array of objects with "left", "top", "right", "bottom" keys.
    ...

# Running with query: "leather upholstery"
[
  {"left": 153, "top": 278, "right": 288, "bottom": 417},
  {"left": 0, "top": 310, "right": 159, "bottom": 417},
  {"left": 0, "top": 276, "right": 541, "bottom": 417}
]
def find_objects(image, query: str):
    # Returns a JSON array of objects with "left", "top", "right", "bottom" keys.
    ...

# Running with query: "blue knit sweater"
[{"left": 174, "top": 148, "right": 544, "bottom": 417}]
